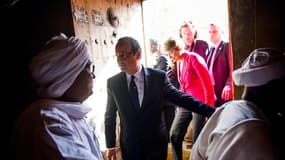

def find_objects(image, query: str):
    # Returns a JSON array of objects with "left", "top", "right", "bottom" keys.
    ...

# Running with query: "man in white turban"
[
  {"left": 30, "top": 33, "right": 90, "bottom": 98},
  {"left": 190, "top": 48, "right": 285, "bottom": 160},
  {"left": 11, "top": 33, "right": 104, "bottom": 160}
]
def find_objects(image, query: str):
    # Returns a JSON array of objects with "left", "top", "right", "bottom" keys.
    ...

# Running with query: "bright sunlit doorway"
[
  {"left": 84, "top": 0, "right": 231, "bottom": 154},
  {"left": 142, "top": 0, "right": 230, "bottom": 65},
  {"left": 142, "top": 0, "right": 230, "bottom": 159}
]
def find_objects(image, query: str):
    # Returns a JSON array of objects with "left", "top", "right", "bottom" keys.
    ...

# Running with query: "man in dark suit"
[
  {"left": 149, "top": 38, "right": 170, "bottom": 71},
  {"left": 207, "top": 23, "right": 233, "bottom": 107},
  {"left": 104, "top": 36, "right": 215, "bottom": 160}
]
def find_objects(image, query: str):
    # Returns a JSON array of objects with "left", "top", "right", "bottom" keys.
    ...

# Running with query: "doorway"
[{"left": 142, "top": 0, "right": 230, "bottom": 64}]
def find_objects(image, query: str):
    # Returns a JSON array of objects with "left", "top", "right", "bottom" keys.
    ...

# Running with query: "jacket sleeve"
[
  {"left": 163, "top": 74, "right": 215, "bottom": 118},
  {"left": 104, "top": 79, "right": 118, "bottom": 149},
  {"left": 225, "top": 43, "right": 233, "bottom": 91}
]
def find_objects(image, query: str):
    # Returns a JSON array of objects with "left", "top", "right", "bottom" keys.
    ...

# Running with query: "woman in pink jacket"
[{"left": 164, "top": 36, "right": 215, "bottom": 160}]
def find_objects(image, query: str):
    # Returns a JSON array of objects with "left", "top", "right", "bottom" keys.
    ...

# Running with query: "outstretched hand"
[{"left": 221, "top": 85, "right": 233, "bottom": 101}]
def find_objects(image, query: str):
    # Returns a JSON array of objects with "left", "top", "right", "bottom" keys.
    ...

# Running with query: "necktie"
[
  {"left": 209, "top": 47, "right": 216, "bottom": 72},
  {"left": 129, "top": 75, "right": 140, "bottom": 111},
  {"left": 208, "top": 47, "right": 216, "bottom": 85},
  {"left": 207, "top": 47, "right": 215, "bottom": 66}
]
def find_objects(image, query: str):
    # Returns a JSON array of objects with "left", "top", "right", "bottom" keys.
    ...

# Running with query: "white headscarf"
[{"left": 30, "top": 33, "right": 90, "bottom": 98}]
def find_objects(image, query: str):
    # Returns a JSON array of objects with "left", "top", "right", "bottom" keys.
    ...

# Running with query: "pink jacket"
[{"left": 177, "top": 51, "right": 215, "bottom": 106}]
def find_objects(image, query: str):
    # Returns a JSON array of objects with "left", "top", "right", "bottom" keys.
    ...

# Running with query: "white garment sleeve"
[
  {"left": 190, "top": 101, "right": 279, "bottom": 160},
  {"left": 41, "top": 107, "right": 103, "bottom": 160}
]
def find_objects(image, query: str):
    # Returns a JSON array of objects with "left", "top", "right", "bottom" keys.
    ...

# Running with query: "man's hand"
[
  {"left": 221, "top": 85, "right": 233, "bottom": 100},
  {"left": 106, "top": 148, "right": 116, "bottom": 160}
]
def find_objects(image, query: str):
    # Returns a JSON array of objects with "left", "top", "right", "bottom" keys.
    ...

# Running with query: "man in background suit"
[
  {"left": 207, "top": 23, "right": 233, "bottom": 107},
  {"left": 149, "top": 38, "right": 175, "bottom": 141},
  {"left": 179, "top": 20, "right": 208, "bottom": 62},
  {"left": 149, "top": 38, "right": 170, "bottom": 71},
  {"left": 104, "top": 36, "right": 215, "bottom": 160}
]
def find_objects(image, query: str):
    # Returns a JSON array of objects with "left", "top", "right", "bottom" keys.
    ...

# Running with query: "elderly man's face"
[{"left": 61, "top": 63, "right": 95, "bottom": 102}]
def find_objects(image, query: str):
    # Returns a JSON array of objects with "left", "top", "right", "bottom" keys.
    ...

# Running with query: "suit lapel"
[
  {"left": 140, "top": 67, "right": 150, "bottom": 111},
  {"left": 179, "top": 53, "right": 189, "bottom": 86},
  {"left": 213, "top": 41, "right": 224, "bottom": 62}
]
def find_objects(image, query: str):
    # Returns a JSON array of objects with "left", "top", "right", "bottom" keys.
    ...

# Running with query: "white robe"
[
  {"left": 12, "top": 99, "right": 104, "bottom": 160},
  {"left": 190, "top": 100, "right": 280, "bottom": 160}
]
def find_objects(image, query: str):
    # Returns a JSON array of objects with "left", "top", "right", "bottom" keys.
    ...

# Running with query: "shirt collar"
[
  {"left": 37, "top": 99, "right": 92, "bottom": 119},
  {"left": 213, "top": 40, "right": 222, "bottom": 48},
  {"left": 126, "top": 64, "right": 143, "bottom": 80}
]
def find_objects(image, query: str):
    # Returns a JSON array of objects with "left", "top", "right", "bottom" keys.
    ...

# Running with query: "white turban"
[
  {"left": 30, "top": 33, "right": 90, "bottom": 98},
  {"left": 233, "top": 48, "right": 285, "bottom": 87}
]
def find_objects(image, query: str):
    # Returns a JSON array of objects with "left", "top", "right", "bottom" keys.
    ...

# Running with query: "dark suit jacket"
[
  {"left": 153, "top": 54, "right": 169, "bottom": 72},
  {"left": 186, "top": 39, "right": 209, "bottom": 62},
  {"left": 207, "top": 41, "right": 233, "bottom": 107},
  {"left": 104, "top": 66, "right": 215, "bottom": 160}
]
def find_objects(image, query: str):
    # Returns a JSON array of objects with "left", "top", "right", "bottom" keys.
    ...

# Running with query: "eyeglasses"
[
  {"left": 86, "top": 62, "right": 96, "bottom": 79},
  {"left": 114, "top": 51, "right": 133, "bottom": 60}
]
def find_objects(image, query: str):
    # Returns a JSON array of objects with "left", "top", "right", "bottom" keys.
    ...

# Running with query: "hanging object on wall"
[
  {"left": 91, "top": 9, "right": 104, "bottom": 26},
  {"left": 107, "top": 7, "right": 119, "bottom": 28},
  {"left": 126, "top": 3, "right": 135, "bottom": 9},
  {"left": 112, "top": 30, "right": 117, "bottom": 38},
  {"left": 73, "top": 5, "right": 88, "bottom": 23}
]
